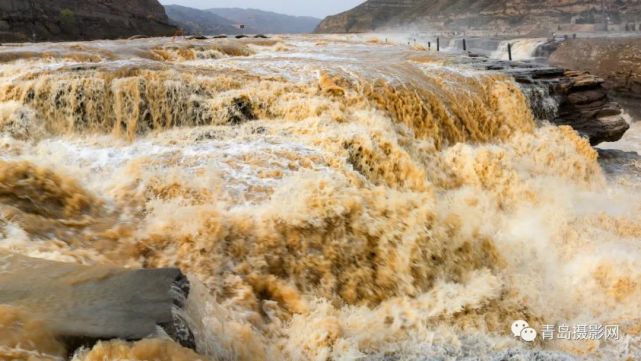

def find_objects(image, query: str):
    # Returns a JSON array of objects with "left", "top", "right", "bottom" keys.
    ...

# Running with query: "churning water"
[{"left": 0, "top": 35, "right": 639, "bottom": 361}]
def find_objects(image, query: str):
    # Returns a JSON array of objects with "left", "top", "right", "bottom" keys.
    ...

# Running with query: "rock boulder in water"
[
  {"left": 227, "top": 96, "right": 256, "bottom": 125},
  {"left": 0, "top": 252, "right": 194, "bottom": 352}
]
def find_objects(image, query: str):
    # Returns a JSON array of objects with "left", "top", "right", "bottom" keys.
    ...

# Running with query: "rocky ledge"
[
  {"left": 554, "top": 71, "right": 630, "bottom": 145},
  {"left": 468, "top": 58, "right": 630, "bottom": 145},
  {"left": 0, "top": 252, "right": 194, "bottom": 355},
  {"left": 546, "top": 37, "right": 641, "bottom": 120}
]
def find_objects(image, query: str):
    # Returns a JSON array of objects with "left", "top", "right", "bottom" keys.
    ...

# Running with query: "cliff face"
[
  {"left": 548, "top": 37, "right": 641, "bottom": 119},
  {"left": 0, "top": 0, "right": 176, "bottom": 42},
  {"left": 316, "top": 0, "right": 641, "bottom": 35},
  {"left": 316, "top": 0, "right": 420, "bottom": 33}
]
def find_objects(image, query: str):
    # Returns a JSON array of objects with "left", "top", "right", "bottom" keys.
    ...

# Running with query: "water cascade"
[{"left": 0, "top": 35, "right": 638, "bottom": 361}]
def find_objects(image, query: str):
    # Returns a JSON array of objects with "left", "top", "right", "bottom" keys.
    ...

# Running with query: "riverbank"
[{"left": 548, "top": 36, "right": 641, "bottom": 120}]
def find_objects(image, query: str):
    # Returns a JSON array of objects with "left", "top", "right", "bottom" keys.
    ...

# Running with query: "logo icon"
[{"left": 512, "top": 320, "right": 537, "bottom": 342}]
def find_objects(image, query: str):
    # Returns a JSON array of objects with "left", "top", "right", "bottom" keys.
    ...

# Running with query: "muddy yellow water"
[{"left": 0, "top": 35, "right": 639, "bottom": 360}]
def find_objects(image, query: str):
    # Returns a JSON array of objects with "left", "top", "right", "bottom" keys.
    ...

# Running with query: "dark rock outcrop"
[
  {"left": 0, "top": 251, "right": 194, "bottom": 353},
  {"left": 554, "top": 71, "right": 630, "bottom": 145},
  {"left": 316, "top": 0, "right": 641, "bottom": 35},
  {"left": 548, "top": 37, "right": 641, "bottom": 119},
  {"left": 533, "top": 39, "right": 563, "bottom": 58},
  {"left": 0, "top": 0, "right": 176, "bottom": 42},
  {"left": 597, "top": 148, "right": 641, "bottom": 176},
  {"left": 465, "top": 58, "right": 629, "bottom": 145},
  {"left": 227, "top": 96, "right": 256, "bottom": 125}
]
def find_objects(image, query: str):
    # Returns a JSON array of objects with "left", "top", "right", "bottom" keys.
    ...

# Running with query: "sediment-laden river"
[{"left": 0, "top": 35, "right": 640, "bottom": 361}]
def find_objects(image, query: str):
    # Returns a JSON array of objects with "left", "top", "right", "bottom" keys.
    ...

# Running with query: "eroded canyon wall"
[
  {"left": 0, "top": 0, "right": 176, "bottom": 42},
  {"left": 316, "top": 0, "right": 641, "bottom": 35}
]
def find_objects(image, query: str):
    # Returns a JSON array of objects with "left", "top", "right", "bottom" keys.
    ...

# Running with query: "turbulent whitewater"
[{"left": 0, "top": 35, "right": 640, "bottom": 361}]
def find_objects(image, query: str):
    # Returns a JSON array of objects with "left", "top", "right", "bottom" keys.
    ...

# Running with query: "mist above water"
[{"left": 0, "top": 35, "right": 639, "bottom": 361}]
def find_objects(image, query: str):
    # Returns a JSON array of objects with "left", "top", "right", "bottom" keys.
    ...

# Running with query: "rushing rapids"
[{"left": 0, "top": 34, "right": 640, "bottom": 361}]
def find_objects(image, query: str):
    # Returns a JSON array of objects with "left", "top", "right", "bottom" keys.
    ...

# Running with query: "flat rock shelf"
[{"left": 0, "top": 252, "right": 195, "bottom": 354}]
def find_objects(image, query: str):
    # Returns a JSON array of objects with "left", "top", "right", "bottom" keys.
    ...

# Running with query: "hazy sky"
[{"left": 159, "top": 0, "right": 365, "bottom": 18}]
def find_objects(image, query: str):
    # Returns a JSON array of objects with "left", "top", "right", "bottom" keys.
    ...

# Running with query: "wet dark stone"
[
  {"left": 534, "top": 39, "right": 564, "bottom": 58},
  {"left": 0, "top": 252, "right": 195, "bottom": 353},
  {"left": 227, "top": 96, "right": 256, "bottom": 125},
  {"left": 466, "top": 56, "right": 630, "bottom": 145},
  {"left": 251, "top": 126, "right": 267, "bottom": 134},
  {"left": 597, "top": 148, "right": 641, "bottom": 176}
]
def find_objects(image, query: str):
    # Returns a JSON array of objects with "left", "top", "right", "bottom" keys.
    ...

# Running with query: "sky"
[{"left": 158, "top": 0, "right": 365, "bottom": 18}]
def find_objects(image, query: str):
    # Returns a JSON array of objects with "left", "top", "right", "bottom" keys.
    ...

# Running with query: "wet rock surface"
[
  {"left": 554, "top": 71, "right": 630, "bottom": 145},
  {"left": 0, "top": 252, "right": 194, "bottom": 353},
  {"left": 548, "top": 37, "right": 641, "bottom": 120},
  {"left": 227, "top": 96, "right": 256, "bottom": 125},
  {"left": 597, "top": 148, "right": 641, "bottom": 176},
  {"left": 463, "top": 57, "right": 630, "bottom": 145}
]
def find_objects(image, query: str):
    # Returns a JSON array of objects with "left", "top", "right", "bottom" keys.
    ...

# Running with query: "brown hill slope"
[
  {"left": 316, "top": 0, "right": 641, "bottom": 35},
  {"left": 0, "top": 0, "right": 176, "bottom": 42}
]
